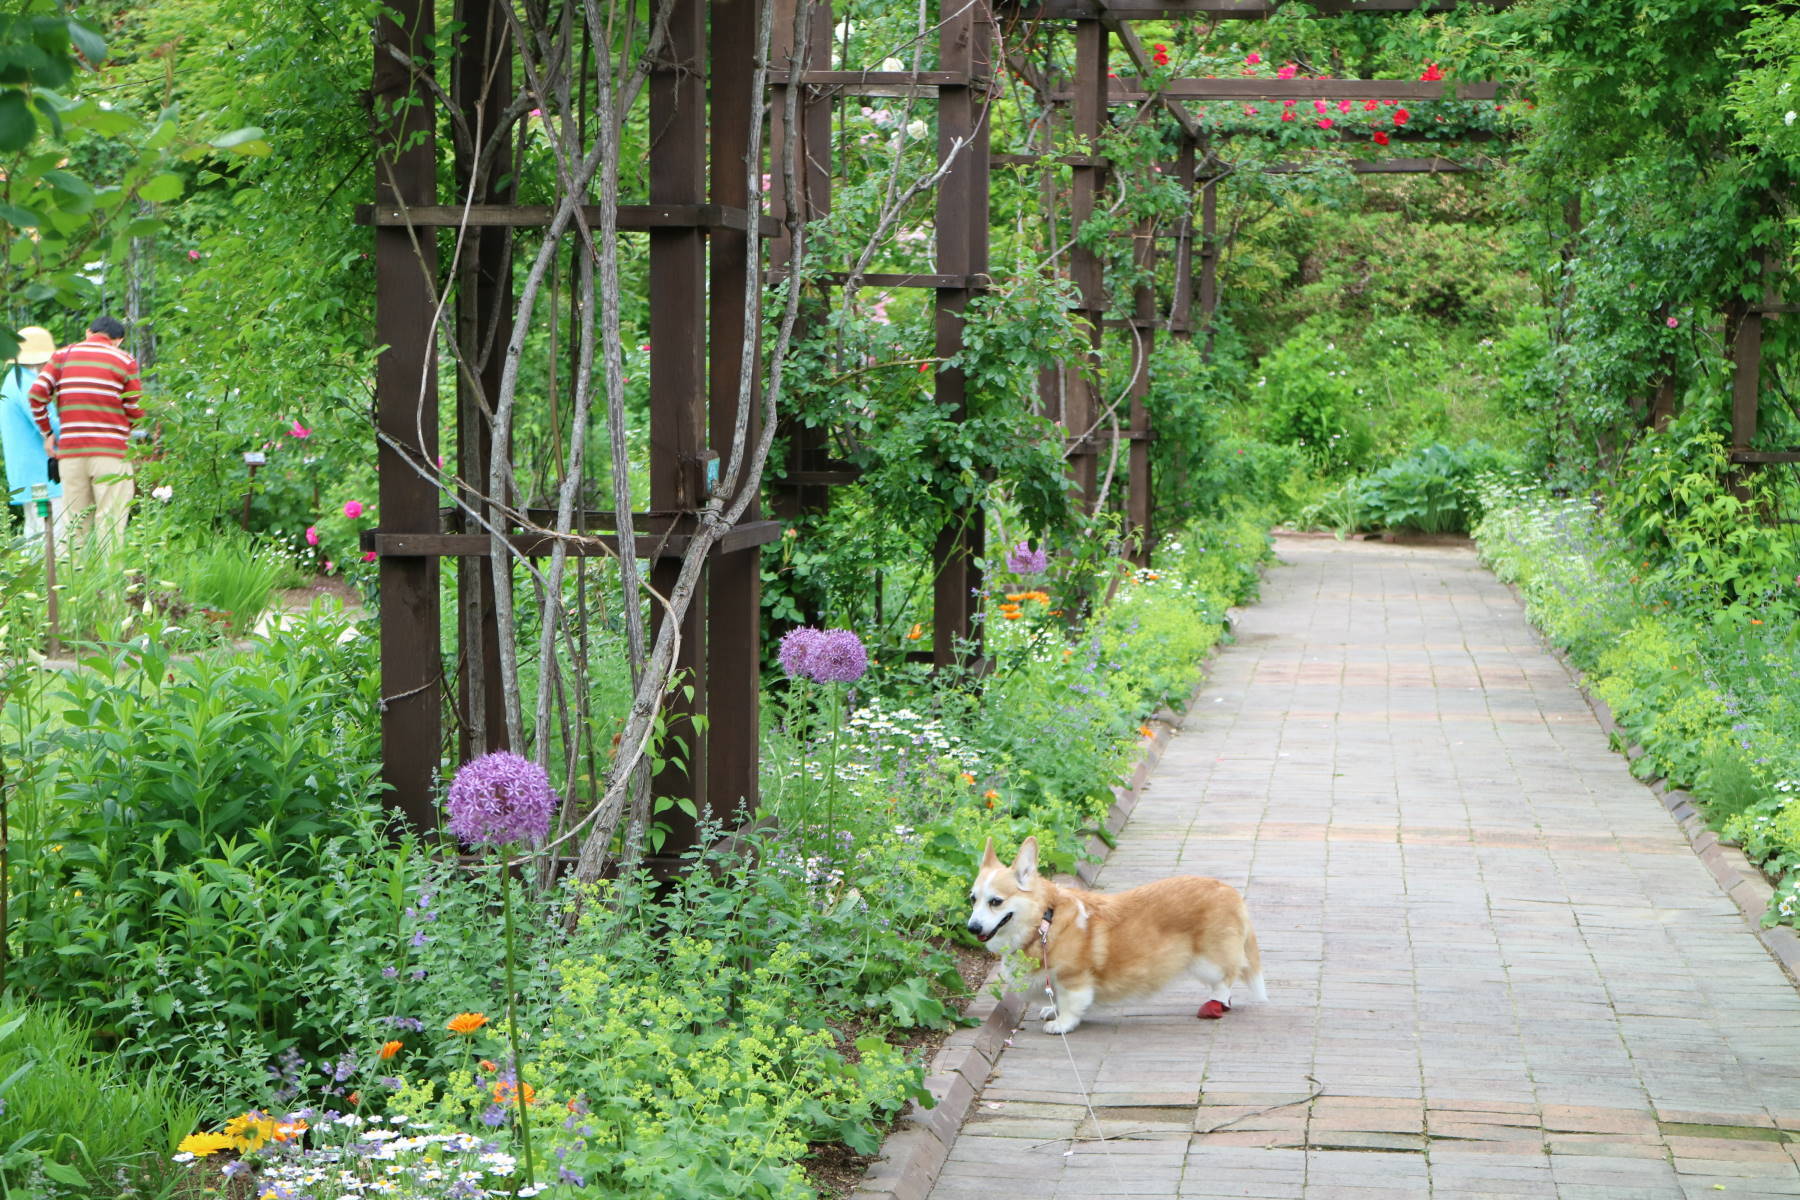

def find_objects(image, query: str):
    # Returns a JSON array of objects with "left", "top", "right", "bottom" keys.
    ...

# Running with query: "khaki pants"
[{"left": 58, "top": 455, "right": 133, "bottom": 555}]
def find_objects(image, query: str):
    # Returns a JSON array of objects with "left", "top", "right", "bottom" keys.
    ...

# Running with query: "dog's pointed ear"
[
  {"left": 1013, "top": 836, "right": 1039, "bottom": 886},
  {"left": 980, "top": 838, "right": 999, "bottom": 869}
]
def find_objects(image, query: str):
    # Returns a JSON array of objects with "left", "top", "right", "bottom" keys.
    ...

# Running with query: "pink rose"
[
  {"left": 344, "top": 500, "right": 364, "bottom": 519},
  {"left": 1666, "top": 316, "right": 1679, "bottom": 329},
  {"left": 1245, "top": 52, "right": 1261, "bottom": 65},
  {"left": 362, "top": 551, "right": 377, "bottom": 562},
  {"left": 288, "top": 420, "right": 311, "bottom": 439},
  {"left": 305, "top": 526, "right": 319, "bottom": 546},
  {"left": 187, "top": 250, "right": 201, "bottom": 262}
]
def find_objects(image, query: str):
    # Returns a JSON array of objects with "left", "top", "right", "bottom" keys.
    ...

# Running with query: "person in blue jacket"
[{"left": 1, "top": 326, "right": 61, "bottom": 539}]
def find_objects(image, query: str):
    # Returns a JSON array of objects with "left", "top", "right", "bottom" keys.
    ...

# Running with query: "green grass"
[{"left": 0, "top": 1001, "right": 201, "bottom": 1199}]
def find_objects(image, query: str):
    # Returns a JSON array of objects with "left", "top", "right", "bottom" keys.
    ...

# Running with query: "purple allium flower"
[
  {"left": 810, "top": 629, "right": 868, "bottom": 683},
  {"left": 1007, "top": 540, "right": 1048, "bottom": 574},
  {"left": 445, "top": 751, "right": 559, "bottom": 848},
  {"left": 778, "top": 626, "right": 824, "bottom": 678}
]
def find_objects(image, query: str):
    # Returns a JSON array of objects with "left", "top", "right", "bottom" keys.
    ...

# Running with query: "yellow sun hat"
[{"left": 12, "top": 327, "right": 55, "bottom": 365}]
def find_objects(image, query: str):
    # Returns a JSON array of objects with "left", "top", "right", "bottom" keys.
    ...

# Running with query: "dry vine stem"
[{"left": 380, "top": 0, "right": 989, "bottom": 880}]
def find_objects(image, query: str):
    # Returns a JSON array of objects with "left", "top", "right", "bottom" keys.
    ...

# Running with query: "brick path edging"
[
  {"left": 848, "top": 615, "right": 1241, "bottom": 1200},
  {"left": 1540, "top": 643, "right": 1800, "bottom": 985}
]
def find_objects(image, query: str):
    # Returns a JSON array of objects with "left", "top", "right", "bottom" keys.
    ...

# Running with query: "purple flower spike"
[
  {"left": 1007, "top": 541, "right": 1048, "bottom": 575},
  {"left": 445, "top": 751, "right": 559, "bottom": 848},
  {"left": 810, "top": 629, "right": 868, "bottom": 683},
  {"left": 778, "top": 626, "right": 824, "bottom": 679}
]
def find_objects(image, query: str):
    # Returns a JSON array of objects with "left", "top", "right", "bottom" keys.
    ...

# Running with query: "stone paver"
[{"left": 924, "top": 537, "right": 1800, "bottom": 1200}]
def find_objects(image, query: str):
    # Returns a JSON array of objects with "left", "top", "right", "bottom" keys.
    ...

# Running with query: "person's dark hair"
[{"left": 87, "top": 315, "right": 126, "bottom": 339}]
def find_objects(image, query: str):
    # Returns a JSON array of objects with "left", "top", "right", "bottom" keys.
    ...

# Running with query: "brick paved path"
[{"left": 929, "top": 537, "right": 1800, "bottom": 1200}]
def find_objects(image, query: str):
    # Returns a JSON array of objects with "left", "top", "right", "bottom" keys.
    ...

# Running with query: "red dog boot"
[{"left": 1197, "top": 1000, "right": 1230, "bottom": 1020}]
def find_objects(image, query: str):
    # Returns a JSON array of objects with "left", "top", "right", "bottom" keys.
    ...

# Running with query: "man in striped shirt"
[{"left": 29, "top": 315, "right": 143, "bottom": 554}]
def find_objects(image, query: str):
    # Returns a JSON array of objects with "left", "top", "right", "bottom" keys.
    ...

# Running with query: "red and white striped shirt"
[{"left": 29, "top": 338, "right": 143, "bottom": 458}]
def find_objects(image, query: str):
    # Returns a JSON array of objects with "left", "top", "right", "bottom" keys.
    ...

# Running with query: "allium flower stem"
[
  {"left": 824, "top": 685, "right": 842, "bottom": 863},
  {"left": 500, "top": 868, "right": 535, "bottom": 1190}
]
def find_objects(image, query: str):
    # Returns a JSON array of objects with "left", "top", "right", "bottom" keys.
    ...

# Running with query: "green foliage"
[
  {"left": 0, "top": 1002, "right": 200, "bottom": 1200},
  {"left": 1319, "top": 441, "right": 1518, "bottom": 535},
  {"left": 3, "top": 613, "right": 389, "bottom": 1086},
  {"left": 1256, "top": 325, "right": 1372, "bottom": 475},
  {"left": 1605, "top": 420, "right": 1800, "bottom": 617}
]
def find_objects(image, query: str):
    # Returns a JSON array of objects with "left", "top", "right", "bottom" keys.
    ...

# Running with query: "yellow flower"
[
  {"left": 446, "top": 1012, "right": 489, "bottom": 1035},
  {"left": 177, "top": 1131, "right": 239, "bottom": 1158}
]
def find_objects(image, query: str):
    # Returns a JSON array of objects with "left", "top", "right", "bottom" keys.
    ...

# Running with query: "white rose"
[
  {"left": 1786, "top": 111, "right": 1797, "bottom": 126},
  {"left": 906, "top": 119, "right": 928, "bottom": 140}
]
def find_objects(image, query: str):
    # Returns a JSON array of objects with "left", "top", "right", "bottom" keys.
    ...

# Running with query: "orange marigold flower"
[
  {"left": 493, "top": 1080, "right": 537, "bottom": 1107},
  {"left": 1751, "top": 618, "right": 1764, "bottom": 625},
  {"left": 272, "top": 1121, "right": 308, "bottom": 1144},
  {"left": 1003, "top": 611, "right": 1022, "bottom": 620},
  {"left": 905, "top": 622, "right": 924, "bottom": 640},
  {"left": 1139, "top": 724, "right": 1154, "bottom": 738},
  {"left": 347, "top": 1090, "right": 361, "bottom": 1106},
  {"left": 479, "top": 1059, "right": 499, "bottom": 1073},
  {"left": 447, "top": 1012, "right": 489, "bottom": 1035},
  {"left": 960, "top": 772, "right": 975, "bottom": 784},
  {"left": 379, "top": 1040, "right": 403, "bottom": 1060},
  {"left": 983, "top": 789, "right": 999, "bottom": 800}
]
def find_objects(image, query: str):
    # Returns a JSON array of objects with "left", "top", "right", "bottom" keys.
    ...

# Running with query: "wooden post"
[
  {"left": 932, "top": 0, "right": 992, "bottom": 667},
  {"left": 373, "top": 0, "right": 443, "bottom": 833},
  {"left": 1170, "top": 137, "right": 1197, "bottom": 343},
  {"left": 1067, "top": 20, "right": 1107, "bottom": 512},
  {"left": 707, "top": 0, "right": 763, "bottom": 823},
  {"left": 647, "top": 0, "right": 709, "bottom": 863},
  {"left": 1127, "top": 217, "right": 1154, "bottom": 564},
  {"left": 768, "top": 0, "right": 834, "bottom": 627},
  {"left": 453, "top": 0, "right": 512, "bottom": 759},
  {"left": 1198, "top": 176, "right": 1217, "bottom": 360}
]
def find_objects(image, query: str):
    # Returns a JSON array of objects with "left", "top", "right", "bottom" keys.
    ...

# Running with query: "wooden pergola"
[{"left": 364, "top": 0, "right": 1514, "bottom": 864}]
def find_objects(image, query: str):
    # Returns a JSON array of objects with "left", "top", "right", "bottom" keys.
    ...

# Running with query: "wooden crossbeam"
[
  {"left": 1069, "top": 78, "right": 1502, "bottom": 102},
  {"left": 355, "top": 202, "right": 774, "bottom": 232},
  {"left": 1017, "top": 0, "right": 1510, "bottom": 17}
]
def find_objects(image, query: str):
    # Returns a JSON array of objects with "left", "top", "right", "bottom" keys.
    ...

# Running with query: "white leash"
[{"left": 1037, "top": 912, "right": 1125, "bottom": 1177}]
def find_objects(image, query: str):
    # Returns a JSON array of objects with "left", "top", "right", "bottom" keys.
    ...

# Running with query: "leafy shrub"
[
  {"left": 1347, "top": 441, "right": 1518, "bottom": 534},
  {"left": 1257, "top": 326, "right": 1373, "bottom": 475}
]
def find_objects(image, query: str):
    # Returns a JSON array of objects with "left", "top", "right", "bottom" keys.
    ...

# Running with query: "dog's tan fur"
[{"left": 965, "top": 835, "right": 1264, "bottom": 1033}]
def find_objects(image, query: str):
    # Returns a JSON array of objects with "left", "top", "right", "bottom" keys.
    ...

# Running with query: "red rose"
[{"left": 1393, "top": 108, "right": 1410, "bottom": 126}]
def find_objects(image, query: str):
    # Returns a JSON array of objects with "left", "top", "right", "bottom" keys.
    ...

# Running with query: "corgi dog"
[{"left": 965, "top": 835, "right": 1265, "bottom": 1034}]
